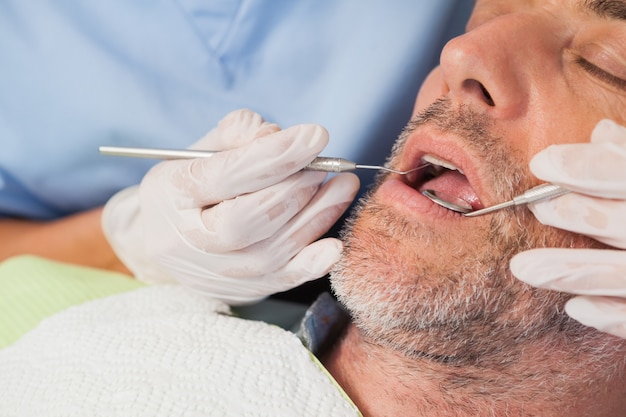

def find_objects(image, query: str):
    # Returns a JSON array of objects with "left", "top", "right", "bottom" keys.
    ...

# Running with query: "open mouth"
[{"left": 405, "top": 155, "right": 482, "bottom": 210}]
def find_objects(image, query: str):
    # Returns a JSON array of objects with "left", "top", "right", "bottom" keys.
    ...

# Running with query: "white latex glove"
[
  {"left": 510, "top": 119, "right": 626, "bottom": 338},
  {"left": 104, "top": 109, "right": 359, "bottom": 305}
]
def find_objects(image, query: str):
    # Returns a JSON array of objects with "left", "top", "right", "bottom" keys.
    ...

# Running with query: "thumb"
[
  {"left": 590, "top": 118, "right": 626, "bottom": 145},
  {"left": 529, "top": 120, "right": 626, "bottom": 199},
  {"left": 271, "top": 238, "right": 344, "bottom": 291}
]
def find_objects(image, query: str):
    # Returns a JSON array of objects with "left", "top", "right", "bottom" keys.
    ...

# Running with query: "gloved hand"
[
  {"left": 103, "top": 109, "right": 359, "bottom": 305},
  {"left": 510, "top": 119, "right": 626, "bottom": 338}
]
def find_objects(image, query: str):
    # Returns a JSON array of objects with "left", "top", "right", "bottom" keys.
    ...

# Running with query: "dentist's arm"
[
  {"left": 103, "top": 109, "right": 359, "bottom": 305},
  {"left": 511, "top": 119, "right": 626, "bottom": 338},
  {"left": 0, "top": 209, "right": 130, "bottom": 274}
]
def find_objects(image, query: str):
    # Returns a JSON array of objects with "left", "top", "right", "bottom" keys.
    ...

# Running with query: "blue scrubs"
[{"left": 0, "top": 1, "right": 472, "bottom": 219}]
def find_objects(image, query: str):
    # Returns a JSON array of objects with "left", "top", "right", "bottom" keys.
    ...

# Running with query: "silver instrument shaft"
[
  {"left": 463, "top": 183, "right": 570, "bottom": 217},
  {"left": 99, "top": 146, "right": 425, "bottom": 174}
]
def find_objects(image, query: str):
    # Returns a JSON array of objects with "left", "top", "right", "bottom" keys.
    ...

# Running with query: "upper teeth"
[{"left": 422, "top": 155, "right": 464, "bottom": 174}]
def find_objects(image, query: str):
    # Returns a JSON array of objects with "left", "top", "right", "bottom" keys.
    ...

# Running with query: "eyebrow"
[{"left": 583, "top": 0, "right": 626, "bottom": 20}]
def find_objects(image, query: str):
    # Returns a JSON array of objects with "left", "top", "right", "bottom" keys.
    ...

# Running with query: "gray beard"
[
  {"left": 331, "top": 196, "right": 581, "bottom": 368},
  {"left": 329, "top": 99, "right": 616, "bottom": 371}
]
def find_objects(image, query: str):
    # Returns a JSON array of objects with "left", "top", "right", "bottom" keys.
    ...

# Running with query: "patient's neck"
[{"left": 322, "top": 324, "right": 626, "bottom": 417}]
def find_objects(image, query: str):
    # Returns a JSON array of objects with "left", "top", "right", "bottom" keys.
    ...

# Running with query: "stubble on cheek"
[{"left": 330, "top": 189, "right": 598, "bottom": 368}]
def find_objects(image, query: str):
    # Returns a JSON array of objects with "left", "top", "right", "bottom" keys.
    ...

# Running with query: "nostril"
[
  {"left": 462, "top": 79, "right": 495, "bottom": 107},
  {"left": 480, "top": 83, "right": 495, "bottom": 106}
]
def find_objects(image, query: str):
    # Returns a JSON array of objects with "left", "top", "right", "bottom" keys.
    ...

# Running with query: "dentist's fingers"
[
  {"left": 528, "top": 194, "right": 626, "bottom": 249},
  {"left": 529, "top": 119, "right": 626, "bottom": 199},
  {"left": 189, "top": 108, "right": 280, "bottom": 150},
  {"left": 143, "top": 123, "right": 329, "bottom": 209},
  {"left": 187, "top": 238, "right": 346, "bottom": 305},
  {"left": 193, "top": 171, "right": 327, "bottom": 252},
  {"left": 182, "top": 173, "right": 359, "bottom": 272},
  {"left": 528, "top": 119, "right": 626, "bottom": 249},
  {"left": 511, "top": 248, "right": 626, "bottom": 296},
  {"left": 517, "top": 119, "right": 626, "bottom": 340},
  {"left": 236, "top": 173, "right": 359, "bottom": 272},
  {"left": 565, "top": 296, "right": 626, "bottom": 339},
  {"left": 512, "top": 247, "right": 626, "bottom": 339}
]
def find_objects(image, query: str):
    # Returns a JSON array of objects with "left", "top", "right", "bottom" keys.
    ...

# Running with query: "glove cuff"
[{"left": 102, "top": 186, "right": 177, "bottom": 285}]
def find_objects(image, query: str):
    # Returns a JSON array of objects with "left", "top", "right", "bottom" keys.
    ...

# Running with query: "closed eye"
[{"left": 576, "top": 57, "right": 626, "bottom": 90}]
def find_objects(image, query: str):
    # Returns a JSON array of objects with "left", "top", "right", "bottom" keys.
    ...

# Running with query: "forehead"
[
  {"left": 472, "top": 0, "right": 626, "bottom": 21},
  {"left": 468, "top": 0, "right": 626, "bottom": 41}
]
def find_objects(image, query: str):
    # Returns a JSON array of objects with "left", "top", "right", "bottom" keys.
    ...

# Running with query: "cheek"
[{"left": 413, "top": 67, "right": 445, "bottom": 115}]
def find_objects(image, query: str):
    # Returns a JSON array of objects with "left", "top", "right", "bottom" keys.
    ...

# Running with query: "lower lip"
[{"left": 376, "top": 178, "right": 464, "bottom": 219}]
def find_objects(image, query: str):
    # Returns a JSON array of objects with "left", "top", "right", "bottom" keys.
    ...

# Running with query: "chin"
[{"left": 330, "top": 189, "right": 598, "bottom": 366}]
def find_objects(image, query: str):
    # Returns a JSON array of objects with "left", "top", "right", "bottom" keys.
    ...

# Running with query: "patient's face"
[{"left": 331, "top": 0, "right": 626, "bottom": 364}]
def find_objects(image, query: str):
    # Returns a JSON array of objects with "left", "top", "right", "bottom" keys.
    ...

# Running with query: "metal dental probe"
[
  {"left": 422, "top": 183, "right": 571, "bottom": 217},
  {"left": 98, "top": 146, "right": 429, "bottom": 175}
]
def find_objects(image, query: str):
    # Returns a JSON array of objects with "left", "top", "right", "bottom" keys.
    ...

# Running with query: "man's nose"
[{"left": 438, "top": 16, "right": 536, "bottom": 120}]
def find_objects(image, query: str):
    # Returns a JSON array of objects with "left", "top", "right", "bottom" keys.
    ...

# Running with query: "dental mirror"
[{"left": 421, "top": 190, "right": 473, "bottom": 214}]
